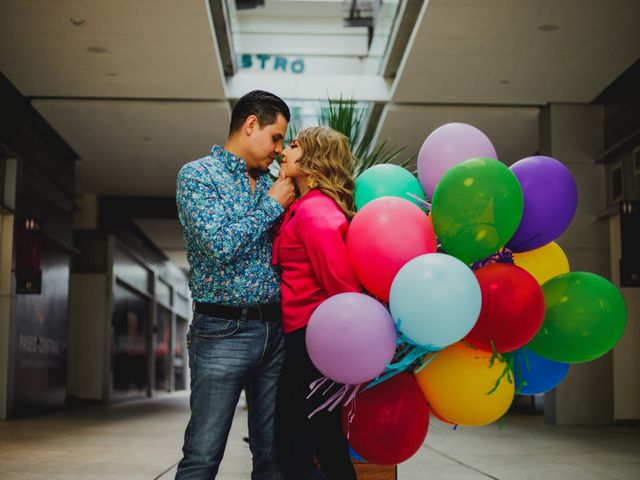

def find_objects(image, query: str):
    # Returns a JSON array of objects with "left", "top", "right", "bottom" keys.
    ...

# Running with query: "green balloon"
[
  {"left": 527, "top": 272, "right": 627, "bottom": 363},
  {"left": 431, "top": 157, "right": 523, "bottom": 264},
  {"left": 355, "top": 164, "right": 426, "bottom": 211}
]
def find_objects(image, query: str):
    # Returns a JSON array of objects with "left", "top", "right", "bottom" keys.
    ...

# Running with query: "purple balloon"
[
  {"left": 306, "top": 293, "right": 397, "bottom": 385},
  {"left": 417, "top": 123, "right": 497, "bottom": 199},
  {"left": 507, "top": 156, "right": 577, "bottom": 252}
]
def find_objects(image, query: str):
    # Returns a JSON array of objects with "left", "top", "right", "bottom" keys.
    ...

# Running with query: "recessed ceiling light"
[
  {"left": 87, "top": 46, "right": 107, "bottom": 54},
  {"left": 500, "top": 80, "right": 511, "bottom": 85},
  {"left": 142, "top": 136, "right": 152, "bottom": 141},
  {"left": 538, "top": 24, "right": 559, "bottom": 32},
  {"left": 106, "top": 72, "right": 117, "bottom": 77}
]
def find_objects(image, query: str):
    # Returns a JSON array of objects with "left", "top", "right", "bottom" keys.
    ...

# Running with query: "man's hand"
[{"left": 268, "top": 172, "right": 295, "bottom": 209}]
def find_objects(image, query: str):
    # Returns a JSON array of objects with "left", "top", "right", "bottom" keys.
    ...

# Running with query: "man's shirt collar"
[
  {"left": 210, "top": 144, "right": 271, "bottom": 178},
  {"left": 210, "top": 145, "right": 245, "bottom": 175}
]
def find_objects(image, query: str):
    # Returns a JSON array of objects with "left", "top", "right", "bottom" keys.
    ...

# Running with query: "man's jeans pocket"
[{"left": 193, "top": 312, "right": 241, "bottom": 340}]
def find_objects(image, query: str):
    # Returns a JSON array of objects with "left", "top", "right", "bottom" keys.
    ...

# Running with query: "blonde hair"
[{"left": 295, "top": 126, "right": 356, "bottom": 218}]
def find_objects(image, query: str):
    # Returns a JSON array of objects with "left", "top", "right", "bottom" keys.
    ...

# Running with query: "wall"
[
  {"left": 0, "top": 72, "right": 76, "bottom": 418},
  {"left": 541, "top": 103, "right": 614, "bottom": 425},
  {"left": 67, "top": 274, "right": 109, "bottom": 401},
  {"left": 596, "top": 59, "right": 640, "bottom": 421},
  {"left": 609, "top": 215, "right": 640, "bottom": 420}
]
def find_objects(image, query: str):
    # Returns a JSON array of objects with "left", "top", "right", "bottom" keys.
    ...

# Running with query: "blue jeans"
[{"left": 175, "top": 311, "right": 285, "bottom": 480}]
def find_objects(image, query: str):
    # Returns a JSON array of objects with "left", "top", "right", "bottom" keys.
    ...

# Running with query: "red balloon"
[
  {"left": 342, "top": 373, "right": 429, "bottom": 465},
  {"left": 346, "top": 197, "right": 437, "bottom": 301},
  {"left": 464, "top": 263, "right": 545, "bottom": 353}
]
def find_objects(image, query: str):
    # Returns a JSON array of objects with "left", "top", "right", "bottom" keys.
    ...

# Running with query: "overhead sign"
[{"left": 239, "top": 54, "right": 305, "bottom": 74}]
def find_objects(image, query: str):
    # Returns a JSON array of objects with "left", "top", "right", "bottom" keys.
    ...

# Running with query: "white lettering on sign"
[{"left": 18, "top": 334, "right": 60, "bottom": 355}]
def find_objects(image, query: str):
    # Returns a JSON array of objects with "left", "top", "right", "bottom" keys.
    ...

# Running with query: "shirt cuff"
[{"left": 261, "top": 195, "right": 285, "bottom": 223}]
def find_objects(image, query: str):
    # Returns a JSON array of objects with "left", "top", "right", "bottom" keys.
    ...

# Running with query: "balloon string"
[
  {"left": 414, "top": 351, "right": 439, "bottom": 374},
  {"left": 510, "top": 348, "right": 530, "bottom": 395},
  {"left": 364, "top": 324, "right": 441, "bottom": 391},
  {"left": 308, "top": 376, "right": 331, "bottom": 397},
  {"left": 345, "top": 394, "right": 357, "bottom": 440},
  {"left": 345, "top": 383, "right": 362, "bottom": 404},
  {"left": 498, "top": 414, "right": 507, "bottom": 431},
  {"left": 471, "top": 247, "right": 515, "bottom": 271},
  {"left": 307, "top": 377, "right": 363, "bottom": 419},
  {"left": 486, "top": 341, "right": 514, "bottom": 395},
  {"left": 405, "top": 192, "right": 432, "bottom": 212}
]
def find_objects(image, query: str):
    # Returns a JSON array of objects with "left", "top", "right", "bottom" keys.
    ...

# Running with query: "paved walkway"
[{"left": 0, "top": 392, "right": 638, "bottom": 479}]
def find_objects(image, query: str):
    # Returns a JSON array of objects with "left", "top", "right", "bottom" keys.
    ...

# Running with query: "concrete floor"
[{"left": 0, "top": 392, "right": 638, "bottom": 480}]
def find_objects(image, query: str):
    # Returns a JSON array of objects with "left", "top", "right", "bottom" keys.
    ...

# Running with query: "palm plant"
[{"left": 318, "top": 97, "right": 415, "bottom": 177}]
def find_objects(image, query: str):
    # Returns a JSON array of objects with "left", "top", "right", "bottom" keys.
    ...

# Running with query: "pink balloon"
[
  {"left": 417, "top": 123, "right": 497, "bottom": 198},
  {"left": 306, "top": 293, "right": 397, "bottom": 384},
  {"left": 346, "top": 197, "right": 437, "bottom": 302}
]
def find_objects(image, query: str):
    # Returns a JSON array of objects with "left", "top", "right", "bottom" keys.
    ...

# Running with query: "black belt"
[{"left": 194, "top": 302, "right": 281, "bottom": 321}]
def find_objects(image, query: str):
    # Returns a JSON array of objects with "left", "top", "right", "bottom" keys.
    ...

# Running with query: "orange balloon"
[
  {"left": 429, "top": 404, "right": 455, "bottom": 426},
  {"left": 415, "top": 342, "right": 514, "bottom": 426}
]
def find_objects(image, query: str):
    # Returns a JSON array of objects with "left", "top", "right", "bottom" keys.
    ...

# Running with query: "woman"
[{"left": 273, "top": 126, "right": 360, "bottom": 480}]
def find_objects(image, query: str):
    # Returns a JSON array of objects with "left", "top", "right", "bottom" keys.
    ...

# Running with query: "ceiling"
[
  {"left": 392, "top": 0, "right": 640, "bottom": 105},
  {"left": 0, "top": 0, "right": 639, "bottom": 270},
  {"left": 33, "top": 99, "right": 230, "bottom": 196},
  {"left": 0, "top": 0, "right": 226, "bottom": 99}
]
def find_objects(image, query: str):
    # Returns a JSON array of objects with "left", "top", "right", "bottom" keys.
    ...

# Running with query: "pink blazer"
[{"left": 272, "top": 189, "right": 361, "bottom": 333}]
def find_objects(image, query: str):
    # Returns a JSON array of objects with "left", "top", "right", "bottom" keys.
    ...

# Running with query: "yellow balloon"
[
  {"left": 512, "top": 241, "right": 569, "bottom": 285},
  {"left": 415, "top": 343, "right": 514, "bottom": 426}
]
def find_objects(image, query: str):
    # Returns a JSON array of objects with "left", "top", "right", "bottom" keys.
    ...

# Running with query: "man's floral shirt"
[{"left": 176, "top": 145, "right": 283, "bottom": 305}]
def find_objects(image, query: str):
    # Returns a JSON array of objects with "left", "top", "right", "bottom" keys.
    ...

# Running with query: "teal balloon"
[
  {"left": 431, "top": 157, "right": 523, "bottom": 264},
  {"left": 389, "top": 253, "right": 482, "bottom": 348},
  {"left": 355, "top": 164, "right": 426, "bottom": 211},
  {"left": 527, "top": 272, "right": 627, "bottom": 363}
]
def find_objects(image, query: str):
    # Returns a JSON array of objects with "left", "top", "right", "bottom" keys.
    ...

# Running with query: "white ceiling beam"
[
  {"left": 235, "top": 33, "right": 369, "bottom": 55},
  {"left": 227, "top": 72, "right": 392, "bottom": 101}
]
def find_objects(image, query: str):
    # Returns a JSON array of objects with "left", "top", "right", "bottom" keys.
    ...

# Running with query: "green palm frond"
[
  {"left": 318, "top": 97, "right": 413, "bottom": 177},
  {"left": 319, "top": 97, "right": 365, "bottom": 150},
  {"left": 285, "top": 120, "right": 299, "bottom": 145},
  {"left": 354, "top": 139, "right": 405, "bottom": 176}
]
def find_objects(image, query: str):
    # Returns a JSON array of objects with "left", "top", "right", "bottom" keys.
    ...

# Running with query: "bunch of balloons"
[{"left": 304, "top": 122, "right": 627, "bottom": 466}]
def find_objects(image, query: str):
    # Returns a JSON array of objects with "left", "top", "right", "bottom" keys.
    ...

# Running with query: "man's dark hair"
[{"left": 229, "top": 90, "right": 291, "bottom": 136}]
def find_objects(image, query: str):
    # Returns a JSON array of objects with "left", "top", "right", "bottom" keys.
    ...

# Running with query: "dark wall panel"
[
  {"left": 111, "top": 282, "right": 149, "bottom": 399},
  {"left": 9, "top": 247, "right": 70, "bottom": 417}
]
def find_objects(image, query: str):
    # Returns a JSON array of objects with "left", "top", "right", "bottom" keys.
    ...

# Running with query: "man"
[{"left": 175, "top": 90, "right": 295, "bottom": 479}]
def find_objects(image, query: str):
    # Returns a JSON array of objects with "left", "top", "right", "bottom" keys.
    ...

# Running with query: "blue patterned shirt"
[{"left": 176, "top": 145, "right": 284, "bottom": 305}]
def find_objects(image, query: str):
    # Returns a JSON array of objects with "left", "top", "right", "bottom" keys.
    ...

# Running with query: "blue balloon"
[
  {"left": 389, "top": 253, "right": 482, "bottom": 348},
  {"left": 513, "top": 348, "right": 570, "bottom": 395},
  {"left": 349, "top": 445, "right": 366, "bottom": 462}
]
